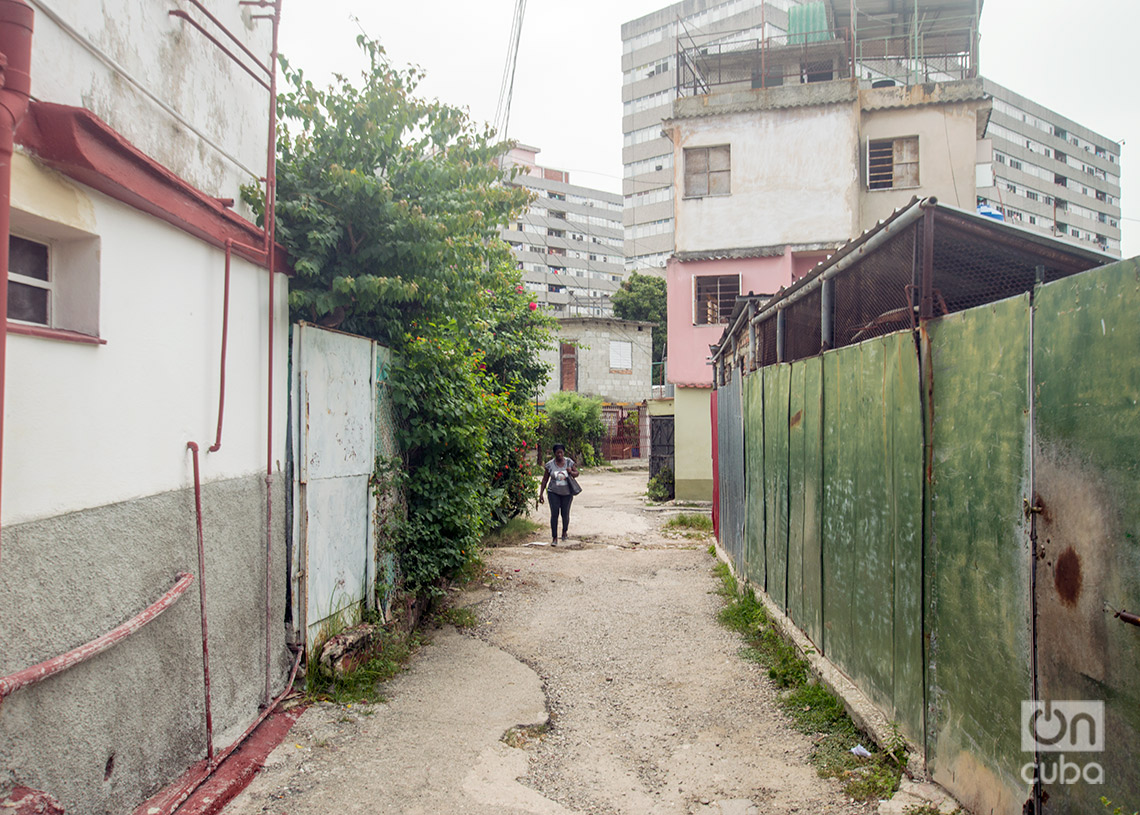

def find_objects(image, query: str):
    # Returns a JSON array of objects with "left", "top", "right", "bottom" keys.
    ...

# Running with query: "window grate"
[{"left": 695, "top": 275, "right": 739, "bottom": 325}]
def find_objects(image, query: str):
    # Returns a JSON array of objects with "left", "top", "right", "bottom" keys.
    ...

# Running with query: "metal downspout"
[
  {"left": 0, "top": 0, "right": 33, "bottom": 566},
  {"left": 259, "top": 0, "right": 282, "bottom": 708}
]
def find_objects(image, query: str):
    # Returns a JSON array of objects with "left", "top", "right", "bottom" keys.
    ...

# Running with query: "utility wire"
[{"left": 493, "top": 0, "right": 527, "bottom": 139}]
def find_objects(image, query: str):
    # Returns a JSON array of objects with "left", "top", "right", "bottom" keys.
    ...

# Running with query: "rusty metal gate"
[
  {"left": 1030, "top": 259, "right": 1140, "bottom": 813},
  {"left": 601, "top": 404, "right": 644, "bottom": 460},
  {"left": 649, "top": 414, "right": 674, "bottom": 479}
]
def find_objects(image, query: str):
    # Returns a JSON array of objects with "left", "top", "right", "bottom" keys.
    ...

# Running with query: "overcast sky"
[{"left": 278, "top": 1, "right": 1139, "bottom": 257}]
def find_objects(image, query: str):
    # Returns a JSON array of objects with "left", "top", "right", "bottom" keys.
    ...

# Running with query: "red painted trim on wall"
[
  {"left": 6, "top": 322, "right": 106, "bottom": 344},
  {"left": 14, "top": 102, "right": 291, "bottom": 275}
]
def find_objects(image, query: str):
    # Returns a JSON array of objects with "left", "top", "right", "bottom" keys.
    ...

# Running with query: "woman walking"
[{"left": 539, "top": 443, "right": 579, "bottom": 546}]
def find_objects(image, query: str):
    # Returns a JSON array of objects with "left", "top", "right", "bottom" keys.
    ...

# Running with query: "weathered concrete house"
[{"left": 0, "top": 2, "right": 292, "bottom": 811}]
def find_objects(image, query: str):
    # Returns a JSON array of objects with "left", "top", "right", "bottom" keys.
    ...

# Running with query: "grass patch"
[
  {"left": 438, "top": 605, "right": 478, "bottom": 629},
  {"left": 713, "top": 563, "right": 903, "bottom": 802},
  {"left": 502, "top": 720, "right": 551, "bottom": 749},
  {"left": 304, "top": 626, "right": 422, "bottom": 706},
  {"left": 483, "top": 517, "right": 543, "bottom": 548},
  {"left": 665, "top": 512, "right": 713, "bottom": 532}
]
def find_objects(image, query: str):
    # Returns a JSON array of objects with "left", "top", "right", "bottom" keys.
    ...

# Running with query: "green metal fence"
[{"left": 716, "top": 258, "right": 1140, "bottom": 814}]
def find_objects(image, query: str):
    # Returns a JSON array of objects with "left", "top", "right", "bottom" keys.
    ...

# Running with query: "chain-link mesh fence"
[{"left": 729, "top": 204, "right": 1108, "bottom": 373}]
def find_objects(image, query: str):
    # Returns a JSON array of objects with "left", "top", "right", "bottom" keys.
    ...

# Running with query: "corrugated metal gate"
[
  {"left": 290, "top": 323, "right": 398, "bottom": 648},
  {"left": 716, "top": 373, "right": 745, "bottom": 575}
]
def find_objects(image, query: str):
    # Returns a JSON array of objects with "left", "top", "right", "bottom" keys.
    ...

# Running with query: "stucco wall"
[
  {"left": 674, "top": 386, "right": 713, "bottom": 501},
  {"left": 5, "top": 155, "right": 289, "bottom": 527},
  {"left": 30, "top": 0, "right": 272, "bottom": 215},
  {"left": 859, "top": 96, "right": 983, "bottom": 228},
  {"left": 673, "top": 103, "right": 859, "bottom": 253},
  {"left": 539, "top": 318, "right": 653, "bottom": 403},
  {"left": 0, "top": 474, "right": 289, "bottom": 813},
  {"left": 666, "top": 254, "right": 794, "bottom": 387}
]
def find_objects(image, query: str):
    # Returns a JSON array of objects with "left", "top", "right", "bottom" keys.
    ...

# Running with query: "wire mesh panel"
[
  {"left": 931, "top": 222, "right": 1085, "bottom": 314},
  {"left": 758, "top": 316, "right": 778, "bottom": 367},
  {"left": 832, "top": 225, "right": 917, "bottom": 349},
  {"left": 784, "top": 287, "right": 823, "bottom": 361}
]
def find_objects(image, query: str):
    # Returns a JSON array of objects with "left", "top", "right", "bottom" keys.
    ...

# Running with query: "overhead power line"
[{"left": 493, "top": 0, "right": 527, "bottom": 140}]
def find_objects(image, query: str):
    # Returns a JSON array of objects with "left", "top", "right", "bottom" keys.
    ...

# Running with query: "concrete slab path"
[{"left": 222, "top": 468, "right": 880, "bottom": 814}]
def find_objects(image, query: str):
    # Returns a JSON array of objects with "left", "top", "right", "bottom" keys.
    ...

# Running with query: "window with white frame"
[
  {"left": 8, "top": 235, "right": 51, "bottom": 326},
  {"left": 684, "top": 145, "right": 731, "bottom": 197},
  {"left": 694, "top": 275, "right": 739, "bottom": 325},
  {"left": 6, "top": 213, "right": 101, "bottom": 338},
  {"left": 867, "top": 136, "right": 919, "bottom": 190},
  {"left": 609, "top": 339, "right": 633, "bottom": 373}
]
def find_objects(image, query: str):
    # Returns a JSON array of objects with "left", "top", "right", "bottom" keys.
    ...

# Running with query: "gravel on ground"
[{"left": 222, "top": 466, "right": 877, "bottom": 815}]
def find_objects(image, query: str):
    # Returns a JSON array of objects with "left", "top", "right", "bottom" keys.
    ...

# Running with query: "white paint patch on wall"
[
  {"left": 4, "top": 185, "right": 288, "bottom": 526},
  {"left": 29, "top": 0, "right": 272, "bottom": 208},
  {"left": 674, "top": 105, "right": 859, "bottom": 253}
]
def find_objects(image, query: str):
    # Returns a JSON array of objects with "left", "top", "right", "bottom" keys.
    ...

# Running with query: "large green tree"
[
  {"left": 251, "top": 37, "right": 552, "bottom": 591},
  {"left": 612, "top": 272, "right": 667, "bottom": 383}
]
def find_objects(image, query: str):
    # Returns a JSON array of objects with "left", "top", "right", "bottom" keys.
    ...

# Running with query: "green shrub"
[
  {"left": 543, "top": 392, "right": 604, "bottom": 465},
  {"left": 647, "top": 466, "right": 674, "bottom": 502}
]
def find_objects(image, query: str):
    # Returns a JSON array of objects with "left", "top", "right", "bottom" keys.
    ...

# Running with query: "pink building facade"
[{"left": 666, "top": 250, "right": 825, "bottom": 387}]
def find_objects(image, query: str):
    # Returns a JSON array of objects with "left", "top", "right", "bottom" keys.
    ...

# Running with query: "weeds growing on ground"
[
  {"left": 304, "top": 626, "right": 422, "bottom": 706},
  {"left": 666, "top": 512, "right": 713, "bottom": 532},
  {"left": 713, "top": 562, "right": 903, "bottom": 802},
  {"left": 483, "top": 517, "right": 543, "bottom": 547},
  {"left": 438, "top": 606, "right": 478, "bottom": 629},
  {"left": 502, "top": 720, "right": 551, "bottom": 749}
]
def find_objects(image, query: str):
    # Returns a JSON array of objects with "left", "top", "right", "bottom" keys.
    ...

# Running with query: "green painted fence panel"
[
  {"left": 764, "top": 364, "right": 790, "bottom": 610},
  {"left": 887, "top": 333, "right": 925, "bottom": 748},
  {"left": 821, "top": 347, "right": 857, "bottom": 668},
  {"left": 1033, "top": 258, "right": 1140, "bottom": 813},
  {"left": 801, "top": 356, "right": 825, "bottom": 649},
  {"left": 787, "top": 361, "right": 808, "bottom": 629},
  {"left": 925, "top": 294, "right": 1033, "bottom": 815},
  {"left": 743, "top": 371, "right": 766, "bottom": 588},
  {"left": 850, "top": 337, "right": 896, "bottom": 713}
]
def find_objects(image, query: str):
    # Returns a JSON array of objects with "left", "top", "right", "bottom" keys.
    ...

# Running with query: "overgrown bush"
[
  {"left": 647, "top": 466, "right": 674, "bottom": 502},
  {"left": 257, "top": 35, "right": 553, "bottom": 594},
  {"left": 543, "top": 392, "right": 604, "bottom": 466}
]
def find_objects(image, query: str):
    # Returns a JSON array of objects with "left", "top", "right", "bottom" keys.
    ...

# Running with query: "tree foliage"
[
  {"left": 252, "top": 36, "right": 552, "bottom": 592},
  {"left": 542, "top": 392, "right": 605, "bottom": 468},
  {"left": 612, "top": 272, "right": 667, "bottom": 380}
]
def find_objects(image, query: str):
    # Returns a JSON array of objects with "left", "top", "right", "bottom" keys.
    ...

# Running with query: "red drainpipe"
[{"left": 0, "top": 0, "right": 33, "bottom": 566}]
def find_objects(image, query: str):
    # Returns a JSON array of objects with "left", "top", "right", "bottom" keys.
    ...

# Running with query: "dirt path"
[{"left": 223, "top": 467, "right": 873, "bottom": 815}]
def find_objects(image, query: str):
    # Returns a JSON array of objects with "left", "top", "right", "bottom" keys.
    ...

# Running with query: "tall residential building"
[
  {"left": 622, "top": 1, "right": 792, "bottom": 276},
  {"left": 979, "top": 79, "right": 1122, "bottom": 256},
  {"left": 621, "top": 1, "right": 1124, "bottom": 275},
  {"left": 502, "top": 145, "right": 625, "bottom": 316}
]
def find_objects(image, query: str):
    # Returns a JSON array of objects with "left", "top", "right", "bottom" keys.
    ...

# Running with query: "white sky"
[{"left": 279, "top": 0, "right": 1139, "bottom": 257}]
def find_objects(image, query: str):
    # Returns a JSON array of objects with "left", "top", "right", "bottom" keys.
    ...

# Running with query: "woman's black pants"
[{"left": 548, "top": 491, "right": 573, "bottom": 540}]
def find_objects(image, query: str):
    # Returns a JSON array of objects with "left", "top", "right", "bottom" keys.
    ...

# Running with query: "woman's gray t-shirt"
[{"left": 545, "top": 457, "right": 576, "bottom": 496}]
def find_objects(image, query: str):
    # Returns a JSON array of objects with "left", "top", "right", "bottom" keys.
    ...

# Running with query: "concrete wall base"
[
  {"left": 674, "top": 478, "right": 713, "bottom": 502},
  {"left": 0, "top": 473, "right": 289, "bottom": 814}
]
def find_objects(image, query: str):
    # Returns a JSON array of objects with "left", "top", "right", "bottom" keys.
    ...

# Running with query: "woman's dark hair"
[{"left": 552, "top": 443, "right": 566, "bottom": 454}]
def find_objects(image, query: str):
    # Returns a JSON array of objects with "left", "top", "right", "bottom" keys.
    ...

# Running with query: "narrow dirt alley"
[{"left": 223, "top": 466, "right": 875, "bottom": 815}]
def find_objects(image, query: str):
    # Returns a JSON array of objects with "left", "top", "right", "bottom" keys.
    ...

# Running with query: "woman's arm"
[
  {"left": 539, "top": 466, "right": 550, "bottom": 502},
  {"left": 568, "top": 459, "right": 579, "bottom": 477}
]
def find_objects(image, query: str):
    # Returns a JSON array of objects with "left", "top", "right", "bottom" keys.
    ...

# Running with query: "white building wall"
[
  {"left": 5, "top": 154, "right": 288, "bottom": 526},
  {"left": 29, "top": 0, "right": 271, "bottom": 214},
  {"left": 672, "top": 104, "right": 859, "bottom": 253}
]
